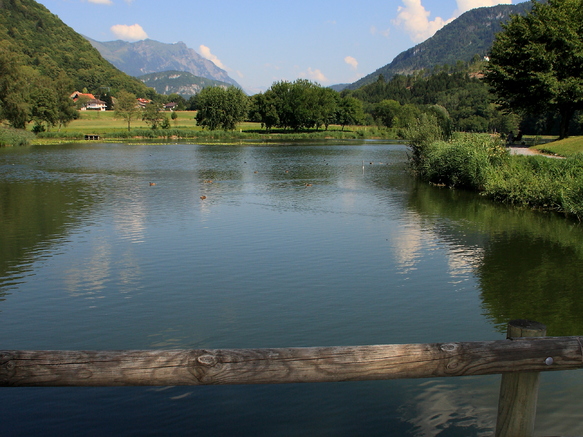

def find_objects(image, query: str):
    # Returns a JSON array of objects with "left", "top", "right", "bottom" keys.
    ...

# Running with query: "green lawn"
[
  {"left": 55, "top": 110, "right": 200, "bottom": 133},
  {"left": 34, "top": 110, "right": 396, "bottom": 140},
  {"left": 533, "top": 136, "right": 583, "bottom": 157}
]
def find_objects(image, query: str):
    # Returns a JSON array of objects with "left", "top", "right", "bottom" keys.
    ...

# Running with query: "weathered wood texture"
[
  {"left": 1, "top": 336, "right": 582, "bottom": 387},
  {"left": 496, "top": 320, "right": 547, "bottom": 437}
]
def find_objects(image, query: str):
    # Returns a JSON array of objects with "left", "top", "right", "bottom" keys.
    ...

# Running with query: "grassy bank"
[
  {"left": 534, "top": 136, "right": 583, "bottom": 157},
  {"left": 27, "top": 111, "right": 398, "bottom": 143},
  {"left": 408, "top": 131, "right": 583, "bottom": 220}
]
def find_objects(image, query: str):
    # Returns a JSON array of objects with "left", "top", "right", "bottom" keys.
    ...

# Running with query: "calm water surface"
[{"left": 1, "top": 142, "right": 582, "bottom": 436}]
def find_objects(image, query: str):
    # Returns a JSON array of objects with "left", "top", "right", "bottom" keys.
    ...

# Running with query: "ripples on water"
[{"left": 0, "top": 142, "right": 582, "bottom": 436}]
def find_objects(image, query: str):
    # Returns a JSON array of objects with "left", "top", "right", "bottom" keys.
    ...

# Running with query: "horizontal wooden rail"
[{"left": 1, "top": 336, "right": 583, "bottom": 387}]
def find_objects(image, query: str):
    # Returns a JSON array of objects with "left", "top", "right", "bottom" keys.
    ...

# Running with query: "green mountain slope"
[
  {"left": 0, "top": 0, "right": 153, "bottom": 97},
  {"left": 345, "top": 2, "right": 532, "bottom": 90},
  {"left": 137, "top": 71, "right": 233, "bottom": 98}
]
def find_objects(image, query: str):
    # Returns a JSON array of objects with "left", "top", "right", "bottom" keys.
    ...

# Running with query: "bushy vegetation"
[
  {"left": 0, "top": 127, "right": 35, "bottom": 146},
  {"left": 483, "top": 155, "right": 583, "bottom": 218},
  {"left": 405, "top": 123, "right": 583, "bottom": 219}
]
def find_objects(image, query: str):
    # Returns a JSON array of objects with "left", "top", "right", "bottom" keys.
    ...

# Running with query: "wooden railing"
[{"left": 1, "top": 320, "right": 582, "bottom": 436}]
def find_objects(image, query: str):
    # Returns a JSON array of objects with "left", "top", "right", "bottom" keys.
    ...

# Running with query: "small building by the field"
[
  {"left": 84, "top": 99, "right": 107, "bottom": 111},
  {"left": 70, "top": 92, "right": 107, "bottom": 111},
  {"left": 137, "top": 98, "right": 150, "bottom": 109},
  {"left": 164, "top": 102, "right": 178, "bottom": 111}
]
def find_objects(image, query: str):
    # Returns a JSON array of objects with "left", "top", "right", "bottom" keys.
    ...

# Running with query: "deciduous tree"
[
  {"left": 142, "top": 101, "right": 165, "bottom": 129},
  {"left": 0, "top": 46, "right": 31, "bottom": 129},
  {"left": 195, "top": 86, "right": 248, "bottom": 131},
  {"left": 485, "top": 0, "right": 583, "bottom": 139},
  {"left": 114, "top": 90, "right": 140, "bottom": 131}
]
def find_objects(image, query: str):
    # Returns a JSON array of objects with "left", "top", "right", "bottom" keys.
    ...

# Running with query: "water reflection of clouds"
[
  {"left": 114, "top": 199, "right": 147, "bottom": 245},
  {"left": 447, "top": 245, "right": 484, "bottom": 281},
  {"left": 400, "top": 379, "right": 496, "bottom": 436},
  {"left": 63, "top": 228, "right": 144, "bottom": 301},
  {"left": 392, "top": 213, "right": 484, "bottom": 281},
  {"left": 393, "top": 224, "right": 424, "bottom": 274},
  {"left": 63, "top": 238, "right": 112, "bottom": 300}
]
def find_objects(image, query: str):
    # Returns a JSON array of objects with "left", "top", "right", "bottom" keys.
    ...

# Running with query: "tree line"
[{"left": 193, "top": 79, "right": 365, "bottom": 132}]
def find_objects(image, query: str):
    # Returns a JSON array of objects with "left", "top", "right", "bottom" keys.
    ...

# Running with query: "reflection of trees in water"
[
  {"left": 0, "top": 180, "right": 96, "bottom": 298},
  {"left": 478, "top": 235, "right": 583, "bottom": 336},
  {"left": 405, "top": 181, "right": 583, "bottom": 336}
]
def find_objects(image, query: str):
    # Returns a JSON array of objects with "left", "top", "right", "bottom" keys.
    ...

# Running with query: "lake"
[{"left": 1, "top": 141, "right": 582, "bottom": 436}]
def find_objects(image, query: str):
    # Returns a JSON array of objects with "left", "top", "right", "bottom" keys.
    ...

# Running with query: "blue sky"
[{"left": 36, "top": 0, "right": 523, "bottom": 93}]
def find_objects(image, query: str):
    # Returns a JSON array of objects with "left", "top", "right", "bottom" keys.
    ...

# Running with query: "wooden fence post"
[{"left": 495, "top": 319, "right": 547, "bottom": 437}]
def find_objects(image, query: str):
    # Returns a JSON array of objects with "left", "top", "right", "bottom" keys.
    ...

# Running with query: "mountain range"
[
  {"left": 335, "top": 2, "right": 532, "bottom": 91},
  {"left": 137, "top": 70, "right": 233, "bottom": 98},
  {"left": 85, "top": 37, "right": 242, "bottom": 91},
  {"left": 3, "top": 0, "right": 533, "bottom": 100}
]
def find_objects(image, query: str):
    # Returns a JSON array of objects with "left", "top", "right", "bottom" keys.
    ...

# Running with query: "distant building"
[
  {"left": 70, "top": 91, "right": 95, "bottom": 101},
  {"left": 164, "top": 102, "right": 178, "bottom": 111},
  {"left": 84, "top": 99, "right": 107, "bottom": 111},
  {"left": 70, "top": 91, "right": 107, "bottom": 111},
  {"left": 137, "top": 98, "right": 151, "bottom": 109}
]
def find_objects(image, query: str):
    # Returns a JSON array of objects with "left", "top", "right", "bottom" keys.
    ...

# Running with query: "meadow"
[
  {"left": 534, "top": 136, "right": 583, "bottom": 157},
  {"left": 36, "top": 110, "right": 396, "bottom": 141}
]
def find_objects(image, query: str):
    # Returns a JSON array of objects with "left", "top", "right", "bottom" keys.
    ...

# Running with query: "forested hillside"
[
  {"left": 343, "top": 62, "right": 518, "bottom": 134},
  {"left": 0, "top": 0, "right": 153, "bottom": 97},
  {"left": 346, "top": 2, "right": 532, "bottom": 90}
]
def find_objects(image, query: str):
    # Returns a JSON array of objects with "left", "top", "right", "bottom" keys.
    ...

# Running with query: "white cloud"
[
  {"left": 455, "top": 0, "right": 512, "bottom": 15},
  {"left": 344, "top": 56, "right": 358, "bottom": 70},
  {"left": 393, "top": 0, "right": 454, "bottom": 43},
  {"left": 370, "top": 25, "right": 391, "bottom": 38},
  {"left": 110, "top": 24, "right": 148, "bottom": 41},
  {"left": 264, "top": 63, "right": 281, "bottom": 71},
  {"left": 300, "top": 68, "right": 329, "bottom": 83},
  {"left": 87, "top": 0, "right": 113, "bottom": 4},
  {"left": 199, "top": 45, "right": 227, "bottom": 70}
]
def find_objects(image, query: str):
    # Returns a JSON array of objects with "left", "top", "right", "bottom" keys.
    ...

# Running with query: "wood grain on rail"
[{"left": 1, "top": 337, "right": 582, "bottom": 387}]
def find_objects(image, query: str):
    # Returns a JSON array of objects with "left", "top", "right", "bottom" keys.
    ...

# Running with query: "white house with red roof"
[{"left": 70, "top": 91, "right": 107, "bottom": 111}]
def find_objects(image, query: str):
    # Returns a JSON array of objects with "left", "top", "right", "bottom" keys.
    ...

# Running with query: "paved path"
[{"left": 508, "top": 146, "right": 563, "bottom": 158}]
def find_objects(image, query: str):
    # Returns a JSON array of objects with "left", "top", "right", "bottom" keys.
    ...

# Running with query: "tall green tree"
[
  {"left": 0, "top": 46, "right": 31, "bottom": 129},
  {"left": 142, "top": 101, "right": 164, "bottom": 129},
  {"left": 485, "top": 0, "right": 583, "bottom": 139},
  {"left": 250, "top": 92, "right": 280, "bottom": 132},
  {"left": 314, "top": 87, "right": 338, "bottom": 130},
  {"left": 114, "top": 91, "right": 140, "bottom": 131},
  {"left": 30, "top": 75, "right": 58, "bottom": 131},
  {"left": 336, "top": 96, "right": 364, "bottom": 130},
  {"left": 195, "top": 86, "right": 248, "bottom": 131},
  {"left": 373, "top": 99, "right": 402, "bottom": 127}
]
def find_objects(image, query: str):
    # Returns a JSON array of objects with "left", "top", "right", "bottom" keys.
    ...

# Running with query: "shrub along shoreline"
[{"left": 406, "top": 125, "right": 583, "bottom": 220}]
